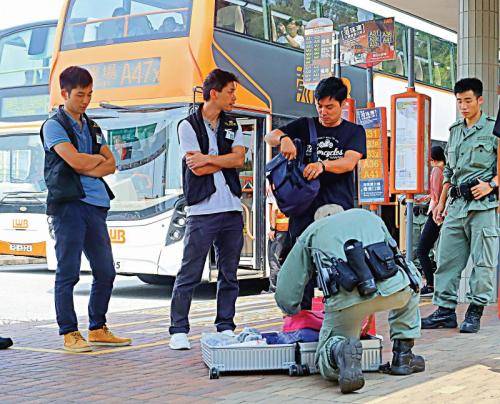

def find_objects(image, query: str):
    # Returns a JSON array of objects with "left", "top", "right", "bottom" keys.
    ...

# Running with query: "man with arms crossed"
[
  {"left": 169, "top": 69, "right": 245, "bottom": 350},
  {"left": 41, "top": 66, "right": 131, "bottom": 351}
]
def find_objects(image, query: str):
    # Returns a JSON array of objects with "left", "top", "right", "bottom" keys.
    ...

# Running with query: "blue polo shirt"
[{"left": 42, "top": 109, "right": 110, "bottom": 208}]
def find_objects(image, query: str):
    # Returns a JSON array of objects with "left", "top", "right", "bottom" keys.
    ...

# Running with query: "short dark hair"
[
  {"left": 287, "top": 18, "right": 299, "bottom": 26},
  {"left": 431, "top": 145, "right": 446, "bottom": 163},
  {"left": 59, "top": 66, "right": 93, "bottom": 94},
  {"left": 314, "top": 77, "right": 348, "bottom": 104},
  {"left": 202, "top": 68, "right": 239, "bottom": 101},
  {"left": 453, "top": 78, "right": 483, "bottom": 97}
]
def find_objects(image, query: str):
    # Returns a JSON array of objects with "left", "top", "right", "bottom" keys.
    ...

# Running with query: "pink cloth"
[
  {"left": 283, "top": 310, "right": 324, "bottom": 332},
  {"left": 430, "top": 166, "right": 444, "bottom": 206}
]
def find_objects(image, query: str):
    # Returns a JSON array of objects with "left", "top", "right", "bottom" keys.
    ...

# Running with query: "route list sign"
[
  {"left": 303, "top": 18, "right": 337, "bottom": 90},
  {"left": 356, "top": 107, "right": 389, "bottom": 204}
]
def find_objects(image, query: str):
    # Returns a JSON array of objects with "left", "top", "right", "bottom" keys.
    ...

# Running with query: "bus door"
[{"left": 208, "top": 114, "right": 267, "bottom": 280}]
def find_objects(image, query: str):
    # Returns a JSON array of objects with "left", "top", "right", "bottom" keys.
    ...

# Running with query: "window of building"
[{"left": 215, "top": 0, "right": 266, "bottom": 40}]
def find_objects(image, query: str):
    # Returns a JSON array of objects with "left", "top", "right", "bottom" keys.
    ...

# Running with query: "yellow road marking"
[{"left": 10, "top": 320, "right": 284, "bottom": 356}]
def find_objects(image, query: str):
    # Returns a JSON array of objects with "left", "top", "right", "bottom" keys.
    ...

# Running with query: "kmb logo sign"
[
  {"left": 109, "top": 229, "right": 126, "bottom": 244},
  {"left": 12, "top": 219, "right": 29, "bottom": 229}
]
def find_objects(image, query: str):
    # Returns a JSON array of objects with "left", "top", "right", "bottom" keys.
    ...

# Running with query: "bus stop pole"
[
  {"left": 334, "top": 33, "right": 341, "bottom": 78},
  {"left": 366, "top": 66, "right": 374, "bottom": 108},
  {"left": 405, "top": 27, "right": 416, "bottom": 262}
]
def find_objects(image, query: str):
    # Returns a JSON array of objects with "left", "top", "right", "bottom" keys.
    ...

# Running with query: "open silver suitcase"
[{"left": 201, "top": 335, "right": 383, "bottom": 379}]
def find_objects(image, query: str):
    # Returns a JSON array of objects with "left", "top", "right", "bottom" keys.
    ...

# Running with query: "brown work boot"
[
  {"left": 88, "top": 325, "right": 132, "bottom": 347},
  {"left": 63, "top": 331, "right": 92, "bottom": 353}
]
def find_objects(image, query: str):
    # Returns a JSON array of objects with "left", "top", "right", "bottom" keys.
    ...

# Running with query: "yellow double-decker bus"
[
  {"left": 47, "top": 0, "right": 457, "bottom": 285},
  {"left": 0, "top": 20, "right": 57, "bottom": 264},
  {"left": 46, "top": 0, "right": 371, "bottom": 285}
]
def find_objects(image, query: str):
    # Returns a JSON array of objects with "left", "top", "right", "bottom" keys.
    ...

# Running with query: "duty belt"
[{"left": 412, "top": 205, "right": 428, "bottom": 216}]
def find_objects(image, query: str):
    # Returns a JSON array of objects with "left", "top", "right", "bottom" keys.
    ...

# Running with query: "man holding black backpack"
[{"left": 265, "top": 77, "right": 367, "bottom": 309}]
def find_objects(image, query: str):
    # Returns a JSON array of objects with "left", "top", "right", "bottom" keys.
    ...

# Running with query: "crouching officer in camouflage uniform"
[
  {"left": 275, "top": 206, "right": 424, "bottom": 394},
  {"left": 422, "top": 78, "right": 499, "bottom": 334}
]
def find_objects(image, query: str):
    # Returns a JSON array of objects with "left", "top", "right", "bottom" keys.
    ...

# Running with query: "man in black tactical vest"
[
  {"left": 169, "top": 69, "right": 246, "bottom": 350},
  {"left": 41, "top": 66, "right": 131, "bottom": 352}
]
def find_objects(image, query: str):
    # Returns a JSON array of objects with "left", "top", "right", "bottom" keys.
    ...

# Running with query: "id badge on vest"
[
  {"left": 224, "top": 129, "right": 236, "bottom": 141},
  {"left": 96, "top": 134, "right": 103, "bottom": 145}
]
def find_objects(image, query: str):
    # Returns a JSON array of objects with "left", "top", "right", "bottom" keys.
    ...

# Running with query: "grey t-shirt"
[{"left": 179, "top": 119, "right": 244, "bottom": 216}]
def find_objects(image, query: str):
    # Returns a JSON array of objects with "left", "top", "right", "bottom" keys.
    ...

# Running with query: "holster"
[{"left": 364, "top": 242, "right": 399, "bottom": 281}]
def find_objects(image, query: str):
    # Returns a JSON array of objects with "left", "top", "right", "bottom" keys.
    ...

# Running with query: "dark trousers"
[
  {"left": 169, "top": 211, "right": 244, "bottom": 335},
  {"left": 416, "top": 214, "right": 441, "bottom": 287},
  {"left": 268, "top": 231, "right": 288, "bottom": 291},
  {"left": 288, "top": 211, "right": 315, "bottom": 310},
  {"left": 52, "top": 201, "right": 115, "bottom": 335}
]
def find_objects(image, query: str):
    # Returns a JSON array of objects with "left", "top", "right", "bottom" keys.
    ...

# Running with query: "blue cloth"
[
  {"left": 42, "top": 109, "right": 110, "bottom": 208},
  {"left": 53, "top": 201, "right": 115, "bottom": 335},
  {"left": 263, "top": 329, "right": 320, "bottom": 345},
  {"left": 169, "top": 211, "right": 244, "bottom": 335}
]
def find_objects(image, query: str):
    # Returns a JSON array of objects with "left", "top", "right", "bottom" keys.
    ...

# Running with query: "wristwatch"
[
  {"left": 279, "top": 133, "right": 290, "bottom": 142},
  {"left": 270, "top": 226, "right": 276, "bottom": 231},
  {"left": 488, "top": 179, "right": 498, "bottom": 190}
]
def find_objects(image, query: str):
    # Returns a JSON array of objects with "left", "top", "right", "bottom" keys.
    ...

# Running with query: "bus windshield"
[
  {"left": 96, "top": 108, "right": 185, "bottom": 220},
  {"left": 61, "top": 0, "right": 193, "bottom": 50},
  {"left": 0, "top": 133, "right": 47, "bottom": 197},
  {"left": 0, "top": 25, "right": 55, "bottom": 89}
]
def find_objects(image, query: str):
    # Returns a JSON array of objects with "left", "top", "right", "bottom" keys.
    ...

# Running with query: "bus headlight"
[{"left": 165, "top": 197, "right": 187, "bottom": 246}]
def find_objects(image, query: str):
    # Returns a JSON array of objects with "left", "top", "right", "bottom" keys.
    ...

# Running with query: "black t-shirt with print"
[{"left": 279, "top": 117, "right": 367, "bottom": 211}]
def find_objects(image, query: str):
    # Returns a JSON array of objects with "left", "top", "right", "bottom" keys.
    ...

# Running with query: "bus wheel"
[{"left": 137, "top": 275, "right": 174, "bottom": 286}]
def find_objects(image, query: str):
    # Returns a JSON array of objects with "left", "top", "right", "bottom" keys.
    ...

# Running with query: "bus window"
[
  {"left": 0, "top": 26, "right": 55, "bottom": 88},
  {"left": 320, "top": 0, "right": 359, "bottom": 28},
  {"left": 269, "top": 0, "right": 316, "bottom": 49},
  {"left": 98, "top": 109, "right": 184, "bottom": 219},
  {"left": 215, "top": 0, "right": 266, "bottom": 40},
  {"left": 0, "top": 134, "right": 46, "bottom": 195},
  {"left": 415, "top": 30, "right": 432, "bottom": 84},
  {"left": 61, "top": 0, "right": 193, "bottom": 50}
]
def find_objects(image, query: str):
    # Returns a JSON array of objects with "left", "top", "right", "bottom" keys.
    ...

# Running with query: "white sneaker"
[
  {"left": 219, "top": 329, "right": 236, "bottom": 338},
  {"left": 169, "top": 333, "right": 191, "bottom": 350}
]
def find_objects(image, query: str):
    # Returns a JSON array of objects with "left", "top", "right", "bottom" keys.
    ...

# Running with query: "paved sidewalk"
[{"left": 0, "top": 295, "right": 499, "bottom": 403}]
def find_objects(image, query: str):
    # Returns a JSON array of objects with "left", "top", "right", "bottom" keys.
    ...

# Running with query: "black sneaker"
[
  {"left": 420, "top": 285, "right": 434, "bottom": 297},
  {"left": 0, "top": 336, "right": 13, "bottom": 349},
  {"left": 421, "top": 307, "right": 458, "bottom": 329},
  {"left": 331, "top": 337, "right": 365, "bottom": 394},
  {"left": 459, "top": 304, "right": 484, "bottom": 333}
]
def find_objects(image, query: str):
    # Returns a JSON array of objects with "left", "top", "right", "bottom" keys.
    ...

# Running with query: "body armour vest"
[
  {"left": 181, "top": 105, "right": 242, "bottom": 206},
  {"left": 40, "top": 106, "right": 115, "bottom": 215}
]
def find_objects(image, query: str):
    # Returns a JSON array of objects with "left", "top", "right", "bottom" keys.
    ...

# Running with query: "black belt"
[{"left": 412, "top": 205, "right": 428, "bottom": 216}]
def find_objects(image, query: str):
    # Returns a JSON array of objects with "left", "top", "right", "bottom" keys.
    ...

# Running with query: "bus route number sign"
[
  {"left": 356, "top": 107, "right": 389, "bottom": 204},
  {"left": 83, "top": 58, "right": 161, "bottom": 90}
]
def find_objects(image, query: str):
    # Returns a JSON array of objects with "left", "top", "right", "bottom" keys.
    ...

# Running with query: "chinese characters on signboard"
[
  {"left": 303, "top": 18, "right": 337, "bottom": 90},
  {"left": 339, "top": 17, "right": 395, "bottom": 67},
  {"left": 357, "top": 107, "right": 388, "bottom": 203},
  {"left": 82, "top": 58, "right": 160, "bottom": 90}
]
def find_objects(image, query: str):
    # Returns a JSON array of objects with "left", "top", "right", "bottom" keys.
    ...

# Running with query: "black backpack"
[{"left": 266, "top": 118, "right": 320, "bottom": 217}]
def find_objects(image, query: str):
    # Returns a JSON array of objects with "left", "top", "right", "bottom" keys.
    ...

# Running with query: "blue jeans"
[
  {"left": 169, "top": 211, "right": 244, "bottom": 335},
  {"left": 52, "top": 201, "right": 115, "bottom": 335}
]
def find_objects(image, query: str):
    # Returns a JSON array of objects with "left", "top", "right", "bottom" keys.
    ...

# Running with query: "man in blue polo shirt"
[{"left": 42, "top": 66, "right": 131, "bottom": 352}]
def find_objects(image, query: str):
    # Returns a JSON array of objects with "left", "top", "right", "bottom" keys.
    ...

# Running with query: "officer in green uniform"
[
  {"left": 422, "top": 78, "right": 499, "bottom": 334},
  {"left": 275, "top": 206, "right": 424, "bottom": 394}
]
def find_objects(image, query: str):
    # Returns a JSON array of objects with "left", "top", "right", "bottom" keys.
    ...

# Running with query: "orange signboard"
[{"left": 390, "top": 90, "right": 431, "bottom": 194}]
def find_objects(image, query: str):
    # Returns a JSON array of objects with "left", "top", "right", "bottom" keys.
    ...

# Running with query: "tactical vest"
[
  {"left": 181, "top": 105, "right": 242, "bottom": 206},
  {"left": 40, "top": 106, "right": 114, "bottom": 215}
]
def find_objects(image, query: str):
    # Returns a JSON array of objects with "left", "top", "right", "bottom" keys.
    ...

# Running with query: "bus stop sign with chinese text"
[{"left": 339, "top": 18, "right": 395, "bottom": 68}]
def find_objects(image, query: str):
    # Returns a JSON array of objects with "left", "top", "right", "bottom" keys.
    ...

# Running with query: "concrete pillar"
[{"left": 458, "top": 0, "right": 499, "bottom": 115}]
